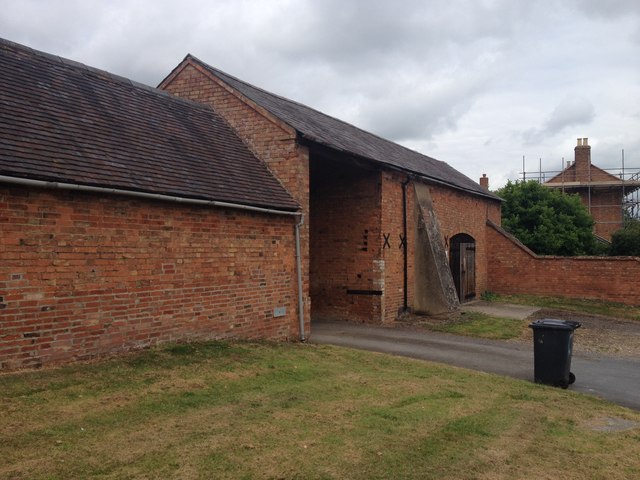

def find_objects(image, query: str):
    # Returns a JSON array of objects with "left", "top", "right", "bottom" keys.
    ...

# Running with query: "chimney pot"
[
  {"left": 479, "top": 174, "right": 489, "bottom": 190},
  {"left": 577, "top": 138, "right": 582, "bottom": 146}
]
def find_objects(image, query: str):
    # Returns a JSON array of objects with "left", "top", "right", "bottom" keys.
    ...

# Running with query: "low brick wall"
[
  {"left": 0, "top": 186, "right": 301, "bottom": 370},
  {"left": 487, "top": 221, "right": 640, "bottom": 306}
]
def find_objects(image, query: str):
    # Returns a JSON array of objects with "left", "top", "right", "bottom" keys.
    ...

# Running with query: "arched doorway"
[{"left": 449, "top": 233, "right": 476, "bottom": 303}]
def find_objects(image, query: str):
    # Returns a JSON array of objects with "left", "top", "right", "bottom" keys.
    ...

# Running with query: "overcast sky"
[{"left": 2, "top": 0, "right": 639, "bottom": 188}]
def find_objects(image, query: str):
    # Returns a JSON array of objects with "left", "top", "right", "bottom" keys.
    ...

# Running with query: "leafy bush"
[
  {"left": 495, "top": 180, "right": 597, "bottom": 256},
  {"left": 610, "top": 221, "right": 640, "bottom": 256}
]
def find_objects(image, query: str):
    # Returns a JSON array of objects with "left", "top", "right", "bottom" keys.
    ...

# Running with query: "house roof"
[
  {"left": 546, "top": 160, "right": 620, "bottom": 183},
  {"left": 0, "top": 38, "right": 299, "bottom": 212},
  {"left": 180, "top": 55, "right": 499, "bottom": 201},
  {"left": 545, "top": 162, "right": 640, "bottom": 193}
]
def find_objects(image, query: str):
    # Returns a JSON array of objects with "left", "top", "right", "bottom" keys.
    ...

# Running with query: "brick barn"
[
  {"left": 160, "top": 55, "right": 502, "bottom": 325},
  {"left": 1, "top": 39, "right": 502, "bottom": 370},
  {"left": 0, "top": 39, "right": 302, "bottom": 370}
]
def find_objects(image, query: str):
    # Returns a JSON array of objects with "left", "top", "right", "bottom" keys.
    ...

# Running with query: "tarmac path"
[{"left": 310, "top": 320, "right": 640, "bottom": 411}]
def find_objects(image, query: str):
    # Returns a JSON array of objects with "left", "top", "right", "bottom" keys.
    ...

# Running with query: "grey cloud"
[
  {"left": 257, "top": 0, "right": 527, "bottom": 72},
  {"left": 569, "top": 0, "right": 640, "bottom": 18},
  {"left": 568, "top": 0, "right": 640, "bottom": 44},
  {"left": 236, "top": 0, "right": 525, "bottom": 144},
  {"left": 523, "top": 95, "right": 596, "bottom": 145},
  {"left": 353, "top": 73, "right": 487, "bottom": 142},
  {"left": 593, "top": 137, "right": 640, "bottom": 169},
  {"left": 546, "top": 95, "right": 596, "bottom": 132},
  {"left": 1, "top": 0, "right": 638, "bottom": 189}
]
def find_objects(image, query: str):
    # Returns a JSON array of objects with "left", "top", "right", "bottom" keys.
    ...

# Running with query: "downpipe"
[
  {"left": 294, "top": 213, "right": 306, "bottom": 341},
  {"left": 402, "top": 178, "right": 410, "bottom": 312}
]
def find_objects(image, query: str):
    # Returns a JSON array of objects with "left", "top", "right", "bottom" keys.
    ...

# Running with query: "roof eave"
[
  {"left": 0, "top": 173, "right": 301, "bottom": 214},
  {"left": 299, "top": 134, "right": 502, "bottom": 202}
]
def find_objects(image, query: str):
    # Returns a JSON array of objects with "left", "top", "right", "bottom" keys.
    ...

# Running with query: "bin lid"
[{"left": 528, "top": 319, "right": 581, "bottom": 330}]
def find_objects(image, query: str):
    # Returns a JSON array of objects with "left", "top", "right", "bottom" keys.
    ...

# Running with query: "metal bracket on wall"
[
  {"left": 398, "top": 234, "right": 406, "bottom": 249},
  {"left": 346, "top": 289, "right": 383, "bottom": 296},
  {"left": 383, "top": 233, "right": 391, "bottom": 249}
]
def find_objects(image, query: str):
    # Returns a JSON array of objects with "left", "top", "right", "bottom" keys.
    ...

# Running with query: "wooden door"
[
  {"left": 449, "top": 234, "right": 476, "bottom": 303},
  {"left": 460, "top": 242, "right": 476, "bottom": 301}
]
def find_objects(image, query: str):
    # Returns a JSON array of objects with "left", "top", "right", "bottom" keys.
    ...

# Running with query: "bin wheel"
[{"left": 569, "top": 372, "right": 576, "bottom": 385}]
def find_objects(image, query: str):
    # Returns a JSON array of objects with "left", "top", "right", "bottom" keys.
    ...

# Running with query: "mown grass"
[
  {"left": 430, "top": 311, "right": 525, "bottom": 340},
  {"left": 1, "top": 341, "right": 639, "bottom": 479},
  {"left": 484, "top": 293, "right": 640, "bottom": 321}
]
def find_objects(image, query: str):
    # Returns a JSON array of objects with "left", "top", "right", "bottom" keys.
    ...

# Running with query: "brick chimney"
[
  {"left": 479, "top": 173, "right": 489, "bottom": 190},
  {"left": 574, "top": 137, "right": 591, "bottom": 183}
]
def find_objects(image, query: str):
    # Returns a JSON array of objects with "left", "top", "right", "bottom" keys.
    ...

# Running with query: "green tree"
[
  {"left": 495, "top": 180, "right": 597, "bottom": 256},
  {"left": 610, "top": 220, "right": 640, "bottom": 256}
]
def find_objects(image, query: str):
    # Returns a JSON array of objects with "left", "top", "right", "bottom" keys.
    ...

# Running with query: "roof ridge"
[
  {"left": 187, "top": 54, "right": 337, "bottom": 114},
  {"left": 187, "top": 54, "right": 447, "bottom": 167},
  {"left": 0, "top": 37, "right": 217, "bottom": 115}
]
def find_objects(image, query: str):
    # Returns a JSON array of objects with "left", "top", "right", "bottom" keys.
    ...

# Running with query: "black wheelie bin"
[{"left": 529, "top": 319, "right": 581, "bottom": 389}]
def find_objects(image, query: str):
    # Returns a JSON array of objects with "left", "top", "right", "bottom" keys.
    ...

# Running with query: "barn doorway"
[
  {"left": 449, "top": 233, "right": 476, "bottom": 303},
  {"left": 309, "top": 151, "right": 381, "bottom": 323}
]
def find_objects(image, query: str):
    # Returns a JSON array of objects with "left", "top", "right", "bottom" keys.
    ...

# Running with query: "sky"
[{"left": 2, "top": 0, "right": 639, "bottom": 189}]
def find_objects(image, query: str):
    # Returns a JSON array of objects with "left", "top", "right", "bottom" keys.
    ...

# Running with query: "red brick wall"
[
  {"left": 487, "top": 222, "right": 640, "bottom": 306},
  {"left": 160, "top": 62, "right": 310, "bottom": 332},
  {"left": 581, "top": 190, "right": 623, "bottom": 239},
  {"left": 0, "top": 186, "right": 299, "bottom": 370},
  {"left": 309, "top": 165, "right": 426, "bottom": 324},
  {"left": 311, "top": 169, "right": 499, "bottom": 320},
  {"left": 160, "top": 61, "right": 503, "bottom": 321},
  {"left": 429, "top": 185, "right": 501, "bottom": 297},
  {"left": 160, "top": 64, "right": 303, "bottom": 195},
  {"left": 310, "top": 166, "right": 502, "bottom": 321},
  {"left": 309, "top": 158, "right": 382, "bottom": 322},
  {"left": 381, "top": 172, "right": 414, "bottom": 322}
]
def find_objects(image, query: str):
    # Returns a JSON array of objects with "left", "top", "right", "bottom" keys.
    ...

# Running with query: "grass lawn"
[
  {"left": 428, "top": 311, "right": 525, "bottom": 340},
  {"left": 2, "top": 341, "right": 640, "bottom": 479},
  {"left": 484, "top": 293, "right": 640, "bottom": 321}
]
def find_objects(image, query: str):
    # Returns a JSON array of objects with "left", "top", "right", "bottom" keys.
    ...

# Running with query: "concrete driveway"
[{"left": 310, "top": 320, "right": 640, "bottom": 411}]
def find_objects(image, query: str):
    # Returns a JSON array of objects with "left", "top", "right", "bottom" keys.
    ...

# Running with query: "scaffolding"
[
  {"left": 626, "top": 171, "right": 640, "bottom": 220},
  {"left": 519, "top": 151, "right": 640, "bottom": 237}
]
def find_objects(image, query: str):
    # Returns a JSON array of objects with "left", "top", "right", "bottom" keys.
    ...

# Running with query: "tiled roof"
[
  {"left": 184, "top": 55, "right": 499, "bottom": 200},
  {"left": 546, "top": 163, "right": 624, "bottom": 184},
  {"left": 0, "top": 39, "right": 299, "bottom": 212}
]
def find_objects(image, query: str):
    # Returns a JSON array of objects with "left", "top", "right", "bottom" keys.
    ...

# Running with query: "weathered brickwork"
[
  {"left": 429, "top": 185, "right": 501, "bottom": 297},
  {"left": 309, "top": 164, "right": 426, "bottom": 324},
  {"left": 310, "top": 164, "right": 500, "bottom": 321},
  {"left": 0, "top": 186, "right": 299, "bottom": 370},
  {"left": 487, "top": 222, "right": 640, "bottom": 306},
  {"left": 161, "top": 63, "right": 311, "bottom": 332},
  {"left": 381, "top": 172, "right": 415, "bottom": 322},
  {"left": 310, "top": 159, "right": 383, "bottom": 322},
  {"left": 580, "top": 190, "right": 623, "bottom": 239},
  {"left": 161, "top": 64, "right": 306, "bottom": 207},
  {"left": 160, "top": 60, "right": 503, "bottom": 321}
]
